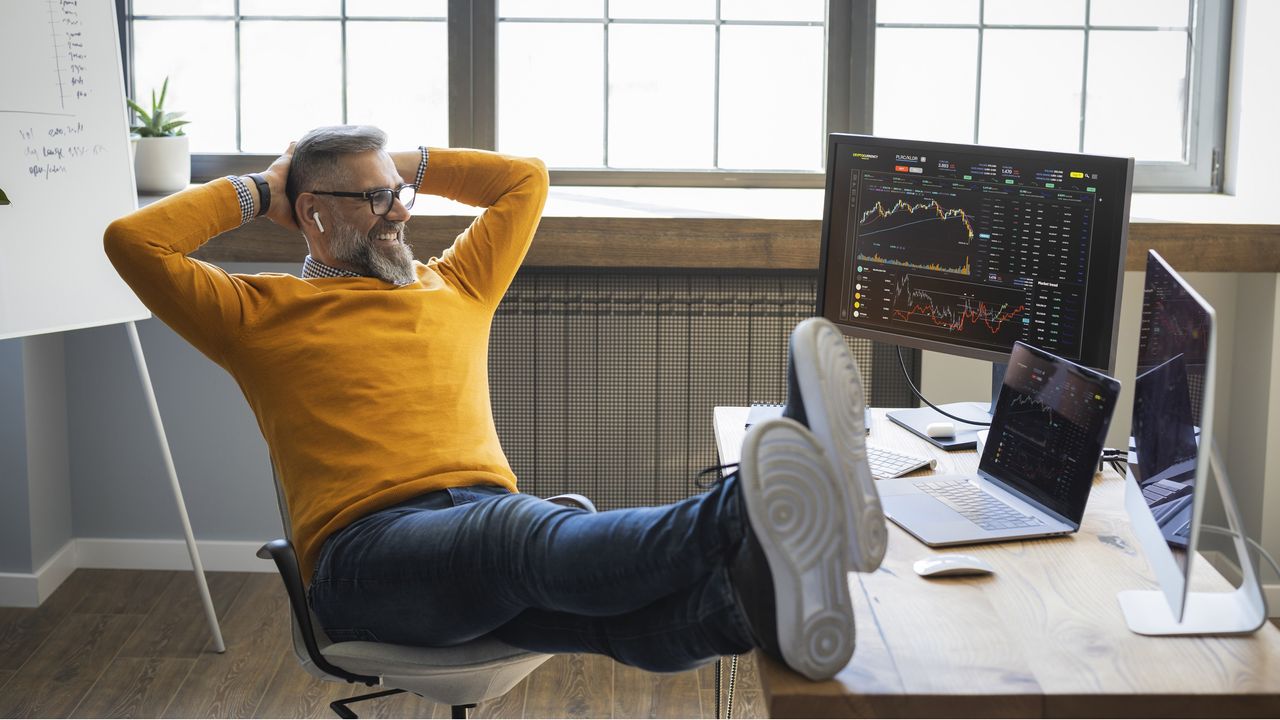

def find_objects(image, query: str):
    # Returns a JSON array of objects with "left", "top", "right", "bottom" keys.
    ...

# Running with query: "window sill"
[{"left": 142, "top": 186, "right": 1280, "bottom": 272}]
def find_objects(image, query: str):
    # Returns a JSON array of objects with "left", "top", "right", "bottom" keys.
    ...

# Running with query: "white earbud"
[{"left": 313, "top": 211, "right": 325, "bottom": 233}]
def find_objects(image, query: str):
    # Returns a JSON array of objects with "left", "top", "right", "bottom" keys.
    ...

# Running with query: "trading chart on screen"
[{"left": 826, "top": 141, "right": 1114, "bottom": 362}]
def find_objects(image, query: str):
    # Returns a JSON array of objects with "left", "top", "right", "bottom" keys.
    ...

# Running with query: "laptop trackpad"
[{"left": 882, "top": 494, "right": 976, "bottom": 546}]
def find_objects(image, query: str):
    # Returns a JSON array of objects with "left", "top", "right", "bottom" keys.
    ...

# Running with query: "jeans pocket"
[{"left": 323, "top": 627, "right": 381, "bottom": 643}]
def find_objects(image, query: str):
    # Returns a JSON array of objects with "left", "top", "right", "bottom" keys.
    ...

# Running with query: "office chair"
[{"left": 258, "top": 464, "right": 596, "bottom": 719}]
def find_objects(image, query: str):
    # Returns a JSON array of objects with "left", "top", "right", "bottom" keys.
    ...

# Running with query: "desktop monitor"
[
  {"left": 816, "top": 134, "right": 1134, "bottom": 372},
  {"left": 1118, "top": 250, "right": 1267, "bottom": 635}
]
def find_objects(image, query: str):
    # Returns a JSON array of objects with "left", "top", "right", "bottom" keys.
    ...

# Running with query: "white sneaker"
[
  {"left": 738, "top": 416, "right": 856, "bottom": 681},
  {"left": 784, "top": 317, "right": 887, "bottom": 572}
]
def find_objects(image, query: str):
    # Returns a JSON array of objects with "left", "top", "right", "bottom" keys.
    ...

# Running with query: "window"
[{"left": 122, "top": 0, "right": 1230, "bottom": 191}]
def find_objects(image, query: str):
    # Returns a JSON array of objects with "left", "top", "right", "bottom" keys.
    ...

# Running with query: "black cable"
[{"left": 895, "top": 346, "right": 992, "bottom": 427}]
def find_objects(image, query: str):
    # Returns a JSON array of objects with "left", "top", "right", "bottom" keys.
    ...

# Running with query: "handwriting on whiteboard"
[{"left": 18, "top": 122, "right": 105, "bottom": 180}]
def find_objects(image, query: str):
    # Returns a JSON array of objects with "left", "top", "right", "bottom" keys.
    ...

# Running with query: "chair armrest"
[
  {"left": 257, "top": 538, "right": 379, "bottom": 686},
  {"left": 544, "top": 493, "right": 598, "bottom": 513}
]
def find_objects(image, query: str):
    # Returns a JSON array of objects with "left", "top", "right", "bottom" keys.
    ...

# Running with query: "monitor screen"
[
  {"left": 1130, "top": 251, "right": 1214, "bottom": 572},
  {"left": 980, "top": 341, "right": 1120, "bottom": 524},
  {"left": 817, "top": 134, "right": 1133, "bottom": 371}
]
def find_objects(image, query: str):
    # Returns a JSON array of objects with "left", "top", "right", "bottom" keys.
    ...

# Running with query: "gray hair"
[{"left": 286, "top": 125, "right": 388, "bottom": 214}]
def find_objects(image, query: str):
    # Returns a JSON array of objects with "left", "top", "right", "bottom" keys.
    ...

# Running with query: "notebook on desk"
[{"left": 877, "top": 342, "right": 1121, "bottom": 546}]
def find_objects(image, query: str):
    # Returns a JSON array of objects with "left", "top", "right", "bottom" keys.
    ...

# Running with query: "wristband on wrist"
[
  {"left": 246, "top": 172, "right": 270, "bottom": 217},
  {"left": 225, "top": 175, "right": 255, "bottom": 226},
  {"left": 413, "top": 146, "right": 429, "bottom": 190}
]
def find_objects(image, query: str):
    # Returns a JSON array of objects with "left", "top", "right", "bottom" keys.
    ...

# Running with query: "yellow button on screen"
[{"left": 1070, "top": 171, "right": 1085, "bottom": 178}]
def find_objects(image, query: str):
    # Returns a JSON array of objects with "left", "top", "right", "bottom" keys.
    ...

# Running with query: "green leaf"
[
  {"left": 159, "top": 120, "right": 191, "bottom": 133},
  {"left": 126, "top": 98, "right": 152, "bottom": 127},
  {"left": 157, "top": 76, "right": 169, "bottom": 111}
]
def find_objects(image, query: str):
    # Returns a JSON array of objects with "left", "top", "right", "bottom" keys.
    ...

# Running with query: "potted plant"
[{"left": 128, "top": 77, "right": 191, "bottom": 193}]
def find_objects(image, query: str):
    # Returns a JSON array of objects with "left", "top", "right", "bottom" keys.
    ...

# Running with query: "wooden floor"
[{"left": 0, "top": 569, "right": 766, "bottom": 718}]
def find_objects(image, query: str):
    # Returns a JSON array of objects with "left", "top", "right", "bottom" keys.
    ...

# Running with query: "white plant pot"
[{"left": 134, "top": 134, "right": 191, "bottom": 194}]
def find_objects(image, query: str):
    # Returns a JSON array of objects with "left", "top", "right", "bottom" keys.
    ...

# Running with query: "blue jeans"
[{"left": 308, "top": 479, "right": 756, "bottom": 672}]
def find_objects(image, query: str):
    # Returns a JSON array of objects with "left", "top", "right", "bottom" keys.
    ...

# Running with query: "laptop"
[{"left": 878, "top": 341, "right": 1121, "bottom": 546}]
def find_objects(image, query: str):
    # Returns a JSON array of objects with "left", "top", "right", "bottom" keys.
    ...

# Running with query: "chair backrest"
[{"left": 265, "top": 460, "right": 357, "bottom": 681}]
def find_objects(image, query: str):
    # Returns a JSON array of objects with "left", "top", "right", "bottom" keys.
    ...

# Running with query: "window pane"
[
  {"left": 240, "top": 21, "right": 343, "bottom": 152},
  {"left": 499, "top": 0, "right": 602, "bottom": 19},
  {"left": 346, "top": 22, "right": 448, "bottom": 149},
  {"left": 979, "top": 30, "right": 1083, "bottom": 152},
  {"left": 719, "top": 26, "right": 823, "bottom": 169},
  {"left": 608, "top": 24, "right": 714, "bottom": 168},
  {"left": 877, "top": 0, "right": 978, "bottom": 25},
  {"left": 873, "top": 28, "right": 978, "bottom": 143},
  {"left": 346, "top": 0, "right": 446, "bottom": 18},
  {"left": 498, "top": 23, "right": 604, "bottom": 166},
  {"left": 239, "top": 0, "right": 339, "bottom": 16},
  {"left": 1084, "top": 31, "right": 1187, "bottom": 160},
  {"left": 720, "top": 0, "right": 824, "bottom": 22},
  {"left": 133, "top": 20, "right": 236, "bottom": 152},
  {"left": 132, "top": 0, "right": 232, "bottom": 16},
  {"left": 1091, "top": 0, "right": 1190, "bottom": 27},
  {"left": 984, "top": 0, "right": 1085, "bottom": 26},
  {"left": 609, "top": 0, "right": 713, "bottom": 20}
]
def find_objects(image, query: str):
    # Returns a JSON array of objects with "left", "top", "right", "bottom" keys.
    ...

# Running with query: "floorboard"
[
  {"left": 0, "top": 569, "right": 766, "bottom": 719},
  {"left": 118, "top": 571, "right": 247, "bottom": 660},
  {"left": 0, "top": 612, "right": 144, "bottom": 718},
  {"left": 70, "top": 569, "right": 177, "bottom": 615},
  {"left": 522, "top": 652, "right": 614, "bottom": 719},
  {"left": 69, "top": 656, "right": 195, "bottom": 719},
  {"left": 160, "top": 574, "right": 291, "bottom": 719},
  {"left": 0, "top": 571, "right": 97, "bottom": 672},
  {"left": 613, "top": 662, "right": 702, "bottom": 719},
  {"left": 253, "top": 650, "right": 357, "bottom": 719}
]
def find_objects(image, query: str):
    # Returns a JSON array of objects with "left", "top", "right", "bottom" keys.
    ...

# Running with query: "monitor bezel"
[
  {"left": 816, "top": 133, "right": 1136, "bottom": 373},
  {"left": 1123, "top": 249, "right": 1218, "bottom": 622}
]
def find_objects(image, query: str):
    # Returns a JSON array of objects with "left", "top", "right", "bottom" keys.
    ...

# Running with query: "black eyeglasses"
[{"left": 309, "top": 183, "right": 417, "bottom": 217}]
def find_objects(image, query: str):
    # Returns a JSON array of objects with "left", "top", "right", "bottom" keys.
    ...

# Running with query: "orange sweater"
[{"left": 104, "top": 149, "right": 549, "bottom": 582}]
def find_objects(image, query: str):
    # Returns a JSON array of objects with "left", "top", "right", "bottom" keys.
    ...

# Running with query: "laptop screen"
[{"left": 979, "top": 341, "right": 1121, "bottom": 523}]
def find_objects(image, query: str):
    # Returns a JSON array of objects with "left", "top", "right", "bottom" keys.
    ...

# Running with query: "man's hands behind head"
[{"left": 262, "top": 142, "right": 297, "bottom": 231}]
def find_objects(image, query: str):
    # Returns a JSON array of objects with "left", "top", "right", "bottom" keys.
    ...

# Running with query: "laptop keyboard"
[
  {"left": 867, "top": 444, "right": 934, "bottom": 479},
  {"left": 917, "top": 478, "right": 1045, "bottom": 531}
]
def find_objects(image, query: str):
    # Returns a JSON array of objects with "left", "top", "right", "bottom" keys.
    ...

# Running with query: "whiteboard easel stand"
[{"left": 126, "top": 321, "right": 226, "bottom": 653}]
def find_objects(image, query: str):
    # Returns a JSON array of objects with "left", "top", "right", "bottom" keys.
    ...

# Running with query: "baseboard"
[
  {"left": 75, "top": 538, "right": 274, "bottom": 573},
  {"left": 0, "top": 539, "right": 79, "bottom": 608}
]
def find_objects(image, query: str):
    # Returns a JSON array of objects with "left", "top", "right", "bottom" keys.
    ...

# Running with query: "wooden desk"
[{"left": 714, "top": 406, "right": 1280, "bottom": 718}]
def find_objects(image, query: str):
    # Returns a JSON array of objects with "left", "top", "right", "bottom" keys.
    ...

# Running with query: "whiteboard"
[{"left": 0, "top": 0, "right": 149, "bottom": 340}]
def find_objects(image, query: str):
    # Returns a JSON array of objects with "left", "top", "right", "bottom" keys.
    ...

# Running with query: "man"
[{"left": 105, "top": 125, "right": 885, "bottom": 680}]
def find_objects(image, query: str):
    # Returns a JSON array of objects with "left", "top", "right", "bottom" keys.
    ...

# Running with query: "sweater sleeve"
[
  {"left": 103, "top": 179, "right": 261, "bottom": 366},
  {"left": 419, "top": 148, "right": 549, "bottom": 308}
]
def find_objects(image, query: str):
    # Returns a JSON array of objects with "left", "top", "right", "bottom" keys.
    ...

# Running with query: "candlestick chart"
[{"left": 854, "top": 181, "right": 977, "bottom": 277}]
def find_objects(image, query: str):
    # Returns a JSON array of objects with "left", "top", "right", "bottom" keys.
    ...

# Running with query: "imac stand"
[
  {"left": 1118, "top": 441, "right": 1269, "bottom": 636},
  {"left": 886, "top": 362, "right": 1005, "bottom": 451}
]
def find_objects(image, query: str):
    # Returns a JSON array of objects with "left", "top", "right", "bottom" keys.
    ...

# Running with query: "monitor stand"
[
  {"left": 1117, "top": 441, "right": 1269, "bottom": 635},
  {"left": 886, "top": 362, "right": 1004, "bottom": 451}
]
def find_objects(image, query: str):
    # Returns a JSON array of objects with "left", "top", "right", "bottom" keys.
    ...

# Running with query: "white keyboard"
[{"left": 867, "top": 444, "right": 936, "bottom": 479}]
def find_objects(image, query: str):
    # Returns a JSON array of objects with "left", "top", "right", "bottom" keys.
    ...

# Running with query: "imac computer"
[
  {"left": 816, "top": 134, "right": 1133, "bottom": 449},
  {"left": 1117, "top": 250, "right": 1267, "bottom": 635}
]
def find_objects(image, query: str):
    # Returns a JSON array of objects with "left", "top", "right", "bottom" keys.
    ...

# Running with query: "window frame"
[{"left": 120, "top": 0, "right": 1230, "bottom": 192}]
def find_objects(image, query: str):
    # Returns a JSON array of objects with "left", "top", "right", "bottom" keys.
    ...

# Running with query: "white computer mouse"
[
  {"left": 913, "top": 554, "right": 995, "bottom": 578},
  {"left": 925, "top": 421, "right": 956, "bottom": 438}
]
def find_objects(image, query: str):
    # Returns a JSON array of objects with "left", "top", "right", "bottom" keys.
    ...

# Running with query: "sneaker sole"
[
  {"left": 740, "top": 417, "right": 856, "bottom": 681},
  {"left": 789, "top": 317, "right": 887, "bottom": 572}
]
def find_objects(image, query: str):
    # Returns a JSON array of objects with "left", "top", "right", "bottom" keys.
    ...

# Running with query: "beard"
[{"left": 327, "top": 216, "right": 417, "bottom": 285}]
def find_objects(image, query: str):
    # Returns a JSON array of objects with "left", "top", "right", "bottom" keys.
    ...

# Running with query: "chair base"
[{"left": 329, "top": 688, "right": 476, "bottom": 719}]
